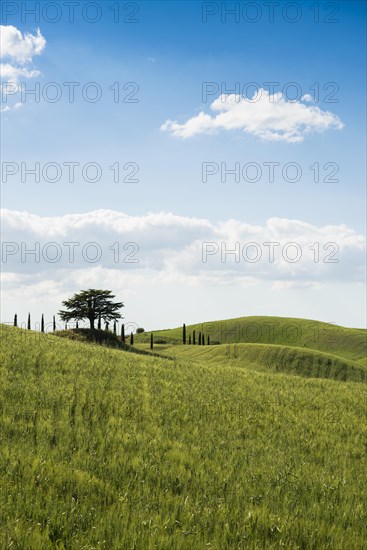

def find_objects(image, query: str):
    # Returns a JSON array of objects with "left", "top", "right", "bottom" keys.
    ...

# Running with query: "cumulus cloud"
[
  {"left": 161, "top": 90, "right": 344, "bottom": 143},
  {"left": 301, "top": 94, "right": 314, "bottom": 103},
  {"left": 1, "top": 209, "right": 364, "bottom": 290},
  {"left": 0, "top": 25, "right": 46, "bottom": 64},
  {"left": 0, "top": 62, "right": 40, "bottom": 79},
  {"left": 0, "top": 25, "right": 46, "bottom": 112},
  {"left": 1, "top": 209, "right": 365, "bottom": 328}
]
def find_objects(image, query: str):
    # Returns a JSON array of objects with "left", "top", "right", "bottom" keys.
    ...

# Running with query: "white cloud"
[
  {"left": 1, "top": 209, "right": 364, "bottom": 289},
  {"left": 1, "top": 100, "right": 24, "bottom": 113},
  {"left": 1, "top": 209, "right": 365, "bottom": 329},
  {"left": 301, "top": 94, "right": 314, "bottom": 102},
  {"left": 0, "top": 25, "right": 46, "bottom": 64},
  {"left": 272, "top": 281, "right": 322, "bottom": 290},
  {"left": 0, "top": 62, "right": 40, "bottom": 79},
  {"left": 0, "top": 25, "right": 46, "bottom": 112},
  {"left": 161, "top": 90, "right": 344, "bottom": 143}
]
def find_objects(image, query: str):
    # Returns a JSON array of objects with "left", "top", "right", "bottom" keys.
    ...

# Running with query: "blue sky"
[{"left": 1, "top": 1, "right": 366, "bottom": 329}]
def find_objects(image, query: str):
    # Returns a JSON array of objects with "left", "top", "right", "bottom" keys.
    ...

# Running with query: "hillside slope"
[
  {"left": 136, "top": 316, "right": 367, "bottom": 365},
  {"left": 152, "top": 342, "right": 366, "bottom": 383},
  {"left": 1, "top": 325, "right": 366, "bottom": 549}
]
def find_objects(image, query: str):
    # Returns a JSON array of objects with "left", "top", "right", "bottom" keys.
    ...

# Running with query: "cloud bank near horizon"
[{"left": 1, "top": 209, "right": 364, "bottom": 300}]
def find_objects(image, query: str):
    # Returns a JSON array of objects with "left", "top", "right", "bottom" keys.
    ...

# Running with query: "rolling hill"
[
  {"left": 0, "top": 322, "right": 366, "bottom": 549},
  {"left": 135, "top": 315, "right": 367, "bottom": 366},
  {"left": 151, "top": 342, "right": 366, "bottom": 383}
]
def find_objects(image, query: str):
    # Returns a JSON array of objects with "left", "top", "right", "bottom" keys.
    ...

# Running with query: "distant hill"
[
  {"left": 135, "top": 316, "right": 367, "bottom": 366},
  {"left": 152, "top": 342, "right": 366, "bottom": 383}
]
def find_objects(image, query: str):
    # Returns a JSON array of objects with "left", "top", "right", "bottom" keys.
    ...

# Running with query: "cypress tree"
[
  {"left": 76, "top": 320, "right": 79, "bottom": 329},
  {"left": 97, "top": 315, "right": 101, "bottom": 330},
  {"left": 202, "top": 333, "right": 205, "bottom": 345},
  {"left": 183, "top": 323, "right": 186, "bottom": 345},
  {"left": 14, "top": 314, "right": 17, "bottom": 327},
  {"left": 188, "top": 335, "right": 191, "bottom": 345},
  {"left": 27, "top": 313, "right": 31, "bottom": 330},
  {"left": 198, "top": 331, "right": 201, "bottom": 346},
  {"left": 113, "top": 321, "right": 117, "bottom": 334},
  {"left": 53, "top": 315, "right": 56, "bottom": 331},
  {"left": 193, "top": 330, "right": 196, "bottom": 345},
  {"left": 41, "top": 314, "right": 44, "bottom": 333},
  {"left": 150, "top": 333, "right": 153, "bottom": 350},
  {"left": 130, "top": 332, "right": 134, "bottom": 345},
  {"left": 105, "top": 321, "right": 109, "bottom": 331},
  {"left": 121, "top": 323, "right": 125, "bottom": 343},
  {"left": 207, "top": 335, "right": 210, "bottom": 345}
]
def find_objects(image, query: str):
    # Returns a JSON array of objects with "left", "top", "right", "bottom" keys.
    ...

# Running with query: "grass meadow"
[{"left": 0, "top": 322, "right": 366, "bottom": 549}]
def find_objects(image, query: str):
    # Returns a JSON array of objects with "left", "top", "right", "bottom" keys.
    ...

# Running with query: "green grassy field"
[
  {"left": 1, "top": 319, "right": 366, "bottom": 549},
  {"left": 145, "top": 342, "right": 366, "bottom": 383},
  {"left": 135, "top": 316, "right": 367, "bottom": 365}
]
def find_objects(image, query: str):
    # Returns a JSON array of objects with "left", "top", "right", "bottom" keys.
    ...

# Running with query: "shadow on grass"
[{"left": 53, "top": 328, "right": 171, "bottom": 359}]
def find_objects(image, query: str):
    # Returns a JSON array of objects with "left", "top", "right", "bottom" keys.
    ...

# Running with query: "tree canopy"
[{"left": 59, "top": 289, "right": 124, "bottom": 330}]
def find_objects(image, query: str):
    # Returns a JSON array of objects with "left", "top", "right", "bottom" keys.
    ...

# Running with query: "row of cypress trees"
[
  {"left": 14, "top": 313, "right": 57, "bottom": 332},
  {"left": 13, "top": 315, "right": 150, "bottom": 350},
  {"left": 13, "top": 315, "right": 134, "bottom": 340},
  {"left": 13, "top": 315, "right": 181, "bottom": 352},
  {"left": 182, "top": 323, "right": 210, "bottom": 345},
  {"left": 119, "top": 326, "right": 155, "bottom": 350}
]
